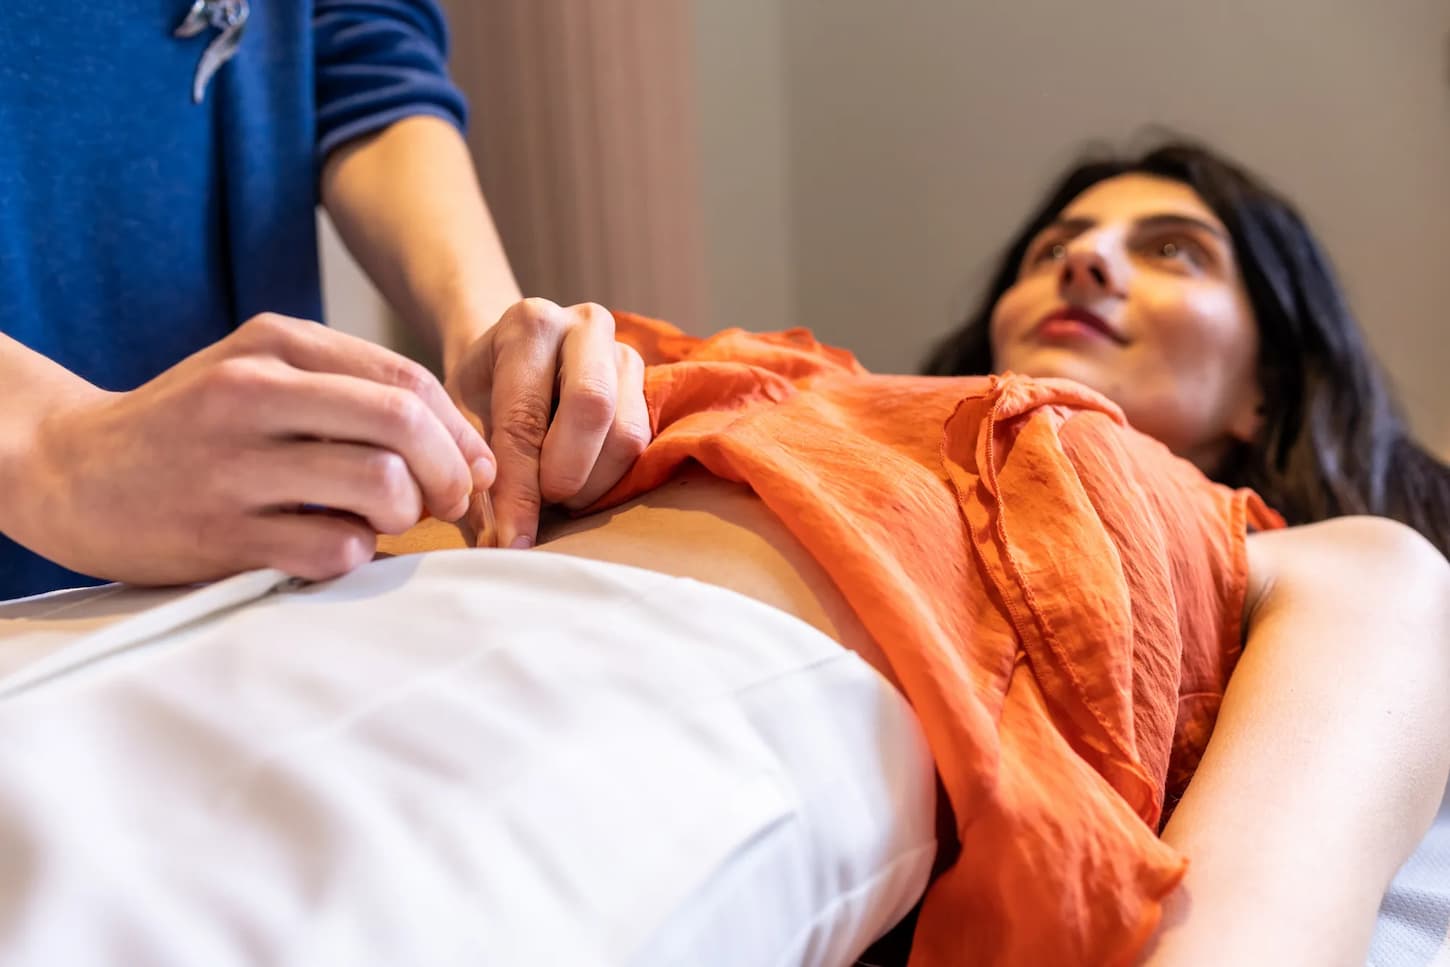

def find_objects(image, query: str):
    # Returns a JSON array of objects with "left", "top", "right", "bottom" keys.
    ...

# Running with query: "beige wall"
[
  {"left": 689, "top": 0, "right": 795, "bottom": 334},
  {"left": 318, "top": 212, "right": 393, "bottom": 348},
  {"left": 692, "top": 0, "right": 1449, "bottom": 453},
  {"left": 442, "top": 0, "right": 707, "bottom": 330}
]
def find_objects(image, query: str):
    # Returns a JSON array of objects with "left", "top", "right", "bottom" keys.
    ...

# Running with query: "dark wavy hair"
[{"left": 923, "top": 141, "right": 1450, "bottom": 557}]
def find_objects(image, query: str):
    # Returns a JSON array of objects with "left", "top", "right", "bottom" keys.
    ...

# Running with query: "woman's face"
[{"left": 990, "top": 174, "right": 1263, "bottom": 471}]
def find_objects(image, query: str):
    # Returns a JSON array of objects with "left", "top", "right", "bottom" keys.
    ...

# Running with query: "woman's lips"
[{"left": 1030, "top": 307, "right": 1128, "bottom": 345}]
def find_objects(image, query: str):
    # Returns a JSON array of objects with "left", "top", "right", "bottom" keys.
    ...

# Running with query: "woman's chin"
[{"left": 1000, "top": 347, "right": 1115, "bottom": 392}]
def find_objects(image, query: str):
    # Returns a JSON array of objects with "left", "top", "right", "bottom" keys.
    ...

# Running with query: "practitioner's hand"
[
  {"left": 446, "top": 299, "right": 650, "bottom": 549},
  {"left": 19, "top": 314, "right": 495, "bottom": 585}
]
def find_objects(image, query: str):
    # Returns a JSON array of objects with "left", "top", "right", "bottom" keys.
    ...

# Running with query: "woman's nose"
[{"left": 1058, "top": 243, "right": 1122, "bottom": 300}]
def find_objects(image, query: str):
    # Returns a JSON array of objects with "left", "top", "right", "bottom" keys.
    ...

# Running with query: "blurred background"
[{"left": 322, "top": 0, "right": 1450, "bottom": 457}]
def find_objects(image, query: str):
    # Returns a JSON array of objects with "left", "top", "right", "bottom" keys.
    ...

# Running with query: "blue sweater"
[{"left": 0, "top": 1, "right": 468, "bottom": 600}]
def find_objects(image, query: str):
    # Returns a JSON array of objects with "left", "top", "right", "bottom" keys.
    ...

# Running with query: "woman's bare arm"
[{"left": 1140, "top": 516, "right": 1450, "bottom": 966}]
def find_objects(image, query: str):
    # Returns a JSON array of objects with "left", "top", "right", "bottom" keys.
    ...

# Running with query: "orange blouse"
[{"left": 596, "top": 313, "right": 1283, "bottom": 966}]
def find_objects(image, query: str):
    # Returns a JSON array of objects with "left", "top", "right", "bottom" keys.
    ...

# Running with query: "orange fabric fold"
[{"left": 595, "top": 312, "right": 1283, "bottom": 966}]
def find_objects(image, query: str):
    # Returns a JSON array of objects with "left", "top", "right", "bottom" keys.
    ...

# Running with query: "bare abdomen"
[{"left": 378, "top": 467, "right": 897, "bottom": 689}]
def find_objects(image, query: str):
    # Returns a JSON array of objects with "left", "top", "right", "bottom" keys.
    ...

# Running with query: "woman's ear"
[{"left": 1230, "top": 392, "right": 1267, "bottom": 444}]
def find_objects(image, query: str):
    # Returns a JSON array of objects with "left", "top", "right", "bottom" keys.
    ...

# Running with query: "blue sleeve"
[{"left": 313, "top": 0, "right": 469, "bottom": 161}]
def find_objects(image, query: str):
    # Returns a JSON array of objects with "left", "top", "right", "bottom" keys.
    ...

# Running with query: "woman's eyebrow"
[
  {"left": 1039, "top": 213, "right": 1229, "bottom": 245},
  {"left": 1042, "top": 216, "right": 1097, "bottom": 238},
  {"left": 1134, "top": 212, "right": 1229, "bottom": 241}
]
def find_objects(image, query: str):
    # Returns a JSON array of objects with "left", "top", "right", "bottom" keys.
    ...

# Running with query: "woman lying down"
[
  {"left": 0, "top": 143, "right": 1445, "bottom": 967},
  {"left": 387, "top": 143, "right": 1450, "bottom": 966},
  {"left": 395, "top": 359, "right": 1444, "bottom": 966}
]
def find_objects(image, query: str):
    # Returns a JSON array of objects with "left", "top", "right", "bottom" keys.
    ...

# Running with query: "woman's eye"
[
  {"left": 1029, "top": 241, "right": 1067, "bottom": 265},
  {"left": 1147, "top": 236, "right": 1205, "bottom": 267}
]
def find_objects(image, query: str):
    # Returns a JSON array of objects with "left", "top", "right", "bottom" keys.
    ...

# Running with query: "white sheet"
[
  {"left": 0, "top": 551, "right": 937, "bottom": 967},
  {"left": 1369, "top": 782, "right": 1450, "bottom": 967},
  {"left": 3, "top": 552, "right": 1441, "bottom": 966}
]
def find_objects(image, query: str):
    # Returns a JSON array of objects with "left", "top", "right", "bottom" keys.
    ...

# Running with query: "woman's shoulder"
[{"left": 1243, "top": 516, "right": 1450, "bottom": 625}]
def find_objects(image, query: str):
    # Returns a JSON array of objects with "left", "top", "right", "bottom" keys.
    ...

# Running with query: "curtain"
[{"left": 441, "top": 1, "right": 707, "bottom": 331}]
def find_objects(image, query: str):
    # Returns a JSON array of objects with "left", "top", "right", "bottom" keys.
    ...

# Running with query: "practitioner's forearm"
[{"left": 320, "top": 115, "right": 522, "bottom": 374}]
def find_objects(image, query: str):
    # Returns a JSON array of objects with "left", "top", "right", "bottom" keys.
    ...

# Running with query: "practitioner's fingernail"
[
  {"left": 509, "top": 535, "right": 534, "bottom": 550},
  {"left": 470, "top": 457, "right": 495, "bottom": 491}
]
